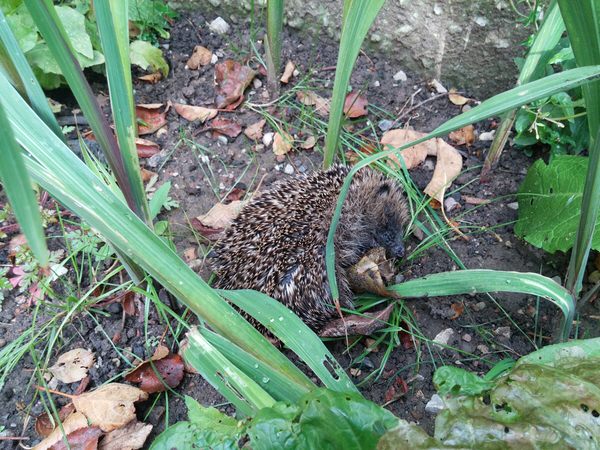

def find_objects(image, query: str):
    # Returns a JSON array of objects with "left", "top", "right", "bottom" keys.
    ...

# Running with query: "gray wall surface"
[{"left": 177, "top": 0, "right": 534, "bottom": 98}]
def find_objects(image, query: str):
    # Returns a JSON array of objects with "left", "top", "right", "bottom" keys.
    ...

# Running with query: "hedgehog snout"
[{"left": 376, "top": 228, "right": 405, "bottom": 259}]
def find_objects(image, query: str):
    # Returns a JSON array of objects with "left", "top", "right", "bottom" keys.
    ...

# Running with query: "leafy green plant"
[
  {"left": 129, "top": 0, "right": 177, "bottom": 44},
  {"left": 380, "top": 337, "right": 600, "bottom": 448}
]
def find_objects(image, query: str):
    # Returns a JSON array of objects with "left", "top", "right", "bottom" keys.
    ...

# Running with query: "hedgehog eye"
[{"left": 378, "top": 183, "right": 390, "bottom": 195}]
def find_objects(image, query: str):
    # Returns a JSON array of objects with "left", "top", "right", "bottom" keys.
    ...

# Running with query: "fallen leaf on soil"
[
  {"left": 347, "top": 247, "right": 399, "bottom": 298},
  {"left": 384, "top": 376, "right": 409, "bottom": 404},
  {"left": 208, "top": 117, "right": 242, "bottom": 138},
  {"left": 301, "top": 135, "right": 316, "bottom": 149},
  {"left": 36, "top": 404, "right": 76, "bottom": 438},
  {"left": 399, "top": 323, "right": 414, "bottom": 349},
  {"left": 182, "top": 247, "right": 197, "bottom": 263},
  {"left": 141, "top": 168, "right": 157, "bottom": 183},
  {"left": 319, "top": 304, "right": 395, "bottom": 338},
  {"left": 343, "top": 92, "right": 368, "bottom": 118},
  {"left": 136, "top": 104, "right": 167, "bottom": 135},
  {"left": 73, "top": 383, "right": 148, "bottom": 432},
  {"left": 273, "top": 131, "right": 293, "bottom": 155},
  {"left": 450, "top": 302, "right": 464, "bottom": 320},
  {"left": 186, "top": 45, "right": 212, "bottom": 69},
  {"left": 463, "top": 196, "right": 490, "bottom": 205},
  {"left": 173, "top": 103, "right": 217, "bottom": 123},
  {"left": 190, "top": 218, "right": 224, "bottom": 241},
  {"left": 380, "top": 128, "right": 463, "bottom": 203},
  {"left": 448, "top": 88, "right": 470, "bottom": 106},
  {"left": 280, "top": 60, "right": 295, "bottom": 83},
  {"left": 296, "top": 91, "right": 330, "bottom": 117},
  {"left": 135, "top": 138, "right": 160, "bottom": 157},
  {"left": 224, "top": 187, "right": 246, "bottom": 202},
  {"left": 125, "top": 353, "right": 185, "bottom": 393},
  {"left": 49, "top": 348, "right": 95, "bottom": 384},
  {"left": 244, "top": 119, "right": 266, "bottom": 140},
  {"left": 138, "top": 72, "right": 162, "bottom": 84},
  {"left": 428, "top": 79, "right": 447, "bottom": 94},
  {"left": 214, "top": 60, "right": 256, "bottom": 109},
  {"left": 99, "top": 420, "right": 152, "bottom": 450},
  {"left": 195, "top": 200, "right": 248, "bottom": 230},
  {"left": 8, "top": 233, "right": 28, "bottom": 259},
  {"left": 449, "top": 125, "right": 475, "bottom": 147},
  {"left": 151, "top": 344, "right": 170, "bottom": 361},
  {"left": 33, "top": 411, "right": 88, "bottom": 450},
  {"left": 49, "top": 426, "right": 103, "bottom": 450}
]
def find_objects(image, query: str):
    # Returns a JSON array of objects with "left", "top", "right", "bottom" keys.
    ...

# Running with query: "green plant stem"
[{"left": 265, "top": 0, "right": 283, "bottom": 95}]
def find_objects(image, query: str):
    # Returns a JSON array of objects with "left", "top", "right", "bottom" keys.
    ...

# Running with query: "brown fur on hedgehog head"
[{"left": 335, "top": 167, "right": 409, "bottom": 268}]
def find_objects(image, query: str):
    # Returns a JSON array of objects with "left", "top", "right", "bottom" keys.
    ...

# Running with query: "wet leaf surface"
[
  {"left": 343, "top": 92, "right": 368, "bottom": 118},
  {"left": 125, "top": 353, "right": 185, "bottom": 393}
]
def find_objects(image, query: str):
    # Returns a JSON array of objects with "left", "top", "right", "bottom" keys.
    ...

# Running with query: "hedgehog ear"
[{"left": 377, "top": 183, "right": 390, "bottom": 195}]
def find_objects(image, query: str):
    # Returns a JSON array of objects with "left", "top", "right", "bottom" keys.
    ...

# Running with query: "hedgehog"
[{"left": 209, "top": 164, "right": 409, "bottom": 333}]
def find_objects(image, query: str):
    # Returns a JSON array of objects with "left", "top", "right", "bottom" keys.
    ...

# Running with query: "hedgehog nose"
[{"left": 391, "top": 243, "right": 405, "bottom": 258}]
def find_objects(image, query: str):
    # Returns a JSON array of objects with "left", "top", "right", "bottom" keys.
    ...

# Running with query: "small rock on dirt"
[
  {"left": 209, "top": 17, "right": 230, "bottom": 35},
  {"left": 462, "top": 333, "right": 472, "bottom": 342},
  {"left": 433, "top": 328, "right": 455, "bottom": 348},
  {"left": 472, "top": 301, "right": 486, "bottom": 311},
  {"left": 444, "top": 197, "right": 460, "bottom": 212},
  {"left": 378, "top": 119, "right": 393, "bottom": 131},
  {"left": 263, "top": 132, "right": 274, "bottom": 147},
  {"left": 507, "top": 202, "right": 519, "bottom": 210},
  {"left": 393, "top": 70, "right": 407, "bottom": 82},
  {"left": 494, "top": 326, "right": 511, "bottom": 340},
  {"left": 284, "top": 164, "right": 294, "bottom": 175},
  {"left": 425, "top": 394, "right": 444, "bottom": 414}
]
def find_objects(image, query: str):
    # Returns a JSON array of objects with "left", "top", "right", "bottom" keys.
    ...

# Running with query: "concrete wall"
[{"left": 177, "top": 0, "right": 533, "bottom": 98}]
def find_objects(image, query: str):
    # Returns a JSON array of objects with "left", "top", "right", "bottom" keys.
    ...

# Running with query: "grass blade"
[
  {"left": 0, "top": 102, "right": 49, "bottom": 267},
  {"left": 325, "top": 65, "right": 600, "bottom": 315},
  {"left": 221, "top": 289, "right": 358, "bottom": 393},
  {"left": 23, "top": 0, "right": 145, "bottom": 221},
  {"left": 184, "top": 327, "right": 275, "bottom": 416},
  {"left": 323, "top": 0, "right": 386, "bottom": 168},
  {"left": 0, "top": 8, "right": 64, "bottom": 140},
  {"left": 0, "top": 72, "right": 315, "bottom": 393},
  {"left": 265, "top": 0, "right": 283, "bottom": 94},
  {"left": 389, "top": 270, "right": 575, "bottom": 341},
  {"left": 558, "top": 0, "right": 600, "bottom": 296},
  {"left": 95, "top": 0, "right": 150, "bottom": 224},
  {"left": 482, "top": 0, "right": 565, "bottom": 179}
]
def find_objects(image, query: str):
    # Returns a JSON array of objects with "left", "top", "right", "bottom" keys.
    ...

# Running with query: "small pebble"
[
  {"left": 479, "top": 130, "right": 495, "bottom": 141},
  {"left": 395, "top": 273, "right": 405, "bottom": 284},
  {"left": 378, "top": 119, "right": 394, "bottom": 131},
  {"left": 0, "top": 339, "right": 6, "bottom": 348},
  {"left": 425, "top": 394, "right": 445, "bottom": 414},
  {"left": 462, "top": 333, "right": 472, "bottom": 342},
  {"left": 217, "top": 135, "right": 228, "bottom": 145},
  {"left": 507, "top": 202, "right": 519, "bottom": 210},
  {"left": 494, "top": 326, "right": 511, "bottom": 339},
  {"left": 444, "top": 197, "right": 460, "bottom": 212},
  {"left": 209, "top": 17, "right": 230, "bottom": 35},
  {"left": 253, "top": 78, "right": 263, "bottom": 89},
  {"left": 211, "top": 54, "right": 219, "bottom": 64},
  {"left": 551, "top": 275, "right": 562, "bottom": 285},
  {"left": 472, "top": 301, "right": 486, "bottom": 311},
  {"left": 284, "top": 164, "right": 295, "bottom": 175},
  {"left": 477, "top": 344, "right": 489, "bottom": 354},
  {"left": 262, "top": 132, "right": 274, "bottom": 147},
  {"left": 423, "top": 159, "right": 435, "bottom": 171},
  {"left": 433, "top": 328, "right": 455, "bottom": 348},
  {"left": 374, "top": 80, "right": 381, "bottom": 87},
  {"left": 393, "top": 70, "right": 407, "bottom": 82}
]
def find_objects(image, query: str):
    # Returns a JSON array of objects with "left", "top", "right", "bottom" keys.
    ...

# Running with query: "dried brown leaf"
[
  {"left": 273, "top": 131, "right": 293, "bottom": 156},
  {"left": 49, "top": 426, "right": 103, "bottom": 450},
  {"left": 173, "top": 103, "right": 217, "bottom": 123},
  {"left": 319, "top": 304, "right": 395, "bottom": 338},
  {"left": 135, "top": 138, "right": 160, "bottom": 158},
  {"left": 244, "top": 119, "right": 266, "bottom": 140},
  {"left": 186, "top": 45, "right": 212, "bottom": 69},
  {"left": 208, "top": 118, "right": 242, "bottom": 138},
  {"left": 343, "top": 92, "right": 368, "bottom": 118},
  {"left": 214, "top": 60, "right": 256, "bottom": 109},
  {"left": 72, "top": 383, "right": 148, "bottom": 432},
  {"left": 301, "top": 135, "right": 316, "bottom": 150},
  {"left": 99, "top": 420, "right": 152, "bottom": 450},
  {"left": 347, "top": 247, "right": 399, "bottom": 298},
  {"left": 125, "top": 354, "right": 185, "bottom": 394},
  {"left": 33, "top": 412, "right": 88, "bottom": 450},
  {"left": 138, "top": 72, "right": 162, "bottom": 84},
  {"left": 196, "top": 200, "right": 247, "bottom": 230},
  {"left": 136, "top": 104, "right": 167, "bottom": 135},
  {"left": 49, "top": 348, "right": 95, "bottom": 384},
  {"left": 448, "top": 88, "right": 470, "bottom": 106},
  {"left": 151, "top": 345, "right": 170, "bottom": 361},
  {"left": 280, "top": 60, "right": 295, "bottom": 83},
  {"left": 449, "top": 125, "right": 475, "bottom": 147},
  {"left": 296, "top": 91, "right": 330, "bottom": 117},
  {"left": 36, "top": 404, "right": 76, "bottom": 438}
]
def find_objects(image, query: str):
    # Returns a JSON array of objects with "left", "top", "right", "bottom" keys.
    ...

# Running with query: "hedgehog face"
[{"left": 369, "top": 181, "right": 408, "bottom": 259}]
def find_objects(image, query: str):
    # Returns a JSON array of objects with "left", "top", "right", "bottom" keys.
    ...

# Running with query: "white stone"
[
  {"left": 284, "top": 164, "right": 294, "bottom": 175},
  {"left": 444, "top": 197, "right": 460, "bottom": 212},
  {"left": 262, "top": 132, "right": 274, "bottom": 147},
  {"left": 423, "top": 159, "right": 435, "bottom": 171},
  {"left": 475, "top": 16, "right": 488, "bottom": 27},
  {"left": 433, "top": 328, "right": 455, "bottom": 348},
  {"left": 462, "top": 333, "right": 472, "bottom": 342},
  {"left": 425, "top": 394, "right": 445, "bottom": 414},
  {"left": 209, "top": 17, "right": 230, "bottom": 35},
  {"left": 393, "top": 70, "right": 408, "bottom": 82},
  {"left": 374, "top": 80, "right": 381, "bottom": 87},
  {"left": 211, "top": 54, "right": 219, "bottom": 64},
  {"left": 253, "top": 78, "right": 263, "bottom": 89},
  {"left": 507, "top": 202, "right": 519, "bottom": 210},
  {"left": 479, "top": 130, "right": 495, "bottom": 141}
]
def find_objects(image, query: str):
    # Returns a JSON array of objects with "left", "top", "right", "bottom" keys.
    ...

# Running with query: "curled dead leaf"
[
  {"left": 186, "top": 45, "right": 212, "bottom": 69},
  {"left": 301, "top": 135, "right": 316, "bottom": 150},
  {"left": 296, "top": 91, "right": 330, "bottom": 117},
  {"left": 347, "top": 247, "right": 399, "bottom": 297},
  {"left": 448, "top": 88, "right": 470, "bottom": 106},
  {"left": 49, "top": 348, "right": 95, "bottom": 384},
  {"left": 36, "top": 404, "right": 76, "bottom": 438},
  {"left": 99, "top": 420, "right": 153, "bottom": 450},
  {"left": 125, "top": 354, "right": 185, "bottom": 394},
  {"left": 49, "top": 426, "right": 103, "bottom": 450},
  {"left": 136, "top": 104, "right": 168, "bottom": 135},
  {"left": 173, "top": 103, "right": 217, "bottom": 123},
  {"left": 32, "top": 412, "right": 88, "bottom": 450},
  {"left": 273, "top": 131, "right": 293, "bottom": 156},
  {"left": 72, "top": 383, "right": 148, "bottom": 432},
  {"left": 244, "top": 119, "right": 266, "bottom": 141},
  {"left": 319, "top": 304, "right": 395, "bottom": 338},
  {"left": 449, "top": 125, "right": 475, "bottom": 147},
  {"left": 215, "top": 60, "right": 256, "bottom": 109},
  {"left": 343, "top": 92, "right": 368, "bottom": 118},
  {"left": 135, "top": 138, "right": 160, "bottom": 158},
  {"left": 280, "top": 60, "right": 295, "bottom": 83},
  {"left": 138, "top": 72, "right": 162, "bottom": 84},
  {"left": 196, "top": 200, "right": 247, "bottom": 230},
  {"left": 208, "top": 118, "right": 242, "bottom": 138}
]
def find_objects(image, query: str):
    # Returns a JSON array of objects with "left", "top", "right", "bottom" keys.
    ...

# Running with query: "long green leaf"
[
  {"left": 184, "top": 327, "right": 275, "bottom": 416},
  {"left": 0, "top": 72, "right": 316, "bottom": 394},
  {"left": 265, "top": 0, "right": 283, "bottom": 94},
  {"left": 323, "top": 0, "right": 386, "bottom": 168},
  {"left": 0, "top": 102, "right": 49, "bottom": 267},
  {"left": 23, "top": 0, "right": 144, "bottom": 221},
  {"left": 389, "top": 270, "right": 575, "bottom": 341},
  {"left": 94, "top": 0, "right": 150, "bottom": 225},
  {"left": 482, "top": 0, "right": 565, "bottom": 178},
  {"left": 0, "top": 8, "right": 64, "bottom": 140},
  {"left": 325, "top": 65, "right": 600, "bottom": 320},
  {"left": 221, "top": 289, "right": 357, "bottom": 393},
  {"left": 559, "top": 0, "right": 600, "bottom": 296}
]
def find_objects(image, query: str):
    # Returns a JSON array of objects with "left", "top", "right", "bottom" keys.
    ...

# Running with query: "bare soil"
[{"left": 1, "top": 8, "right": 599, "bottom": 449}]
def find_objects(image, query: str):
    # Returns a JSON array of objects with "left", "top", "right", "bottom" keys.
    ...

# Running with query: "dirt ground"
[{"left": 1, "top": 8, "right": 599, "bottom": 449}]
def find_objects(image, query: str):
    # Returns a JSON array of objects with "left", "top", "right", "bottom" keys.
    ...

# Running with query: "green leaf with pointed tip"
[
  {"left": 130, "top": 39, "right": 168, "bottom": 76},
  {"left": 516, "top": 155, "right": 600, "bottom": 253},
  {"left": 54, "top": 5, "right": 92, "bottom": 59}
]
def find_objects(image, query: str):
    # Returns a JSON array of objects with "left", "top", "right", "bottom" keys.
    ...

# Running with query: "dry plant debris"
[
  {"left": 125, "top": 353, "right": 185, "bottom": 393},
  {"left": 49, "top": 348, "right": 95, "bottom": 384},
  {"left": 173, "top": 103, "right": 218, "bottom": 122},
  {"left": 273, "top": 130, "right": 294, "bottom": 155},
  {"left": 214, "top": 60, "right": 256, "bottom": 109},
  {"left": 135, "top": 103, "right": 168, "bottom": 135},
  {"left": 186, "top": 45, "right": 212, "bottom": 69},
  {"left": 280, "top": 60, "right": 296, "bottom": 83},
  {"left": 244, "top": 119, "right": 266, "bottom": 140},
  {"left": 343, "top": 92, "right": 368, "bottom": 118}
]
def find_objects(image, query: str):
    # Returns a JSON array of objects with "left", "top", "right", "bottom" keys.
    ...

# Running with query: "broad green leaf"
[
  {"left": 149, "top": 181, "right": 171, "bottom": 220},
  {"left": 130, "top": 39, "right": 168, "bottom": 76},
  {"left": 149, "top": 422, "right": 203, "bottom": 450},
  {"left": 0, "top": 0, "right": 21, "bottom": 15},
  {"left": 54, "top": 5, "right": 92, "bottom": 59},
  {"left": 515, "top": 155, "right": 600, "bottom": 253},
  {"left": 0, "top": 101, "right": 48, "bottom": 266},
  {"left": 433, "top": 366, "right": 494, "bottom": 396},
  {"left": 6, "top": 8, "right": 36, "bottom": 52}
]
